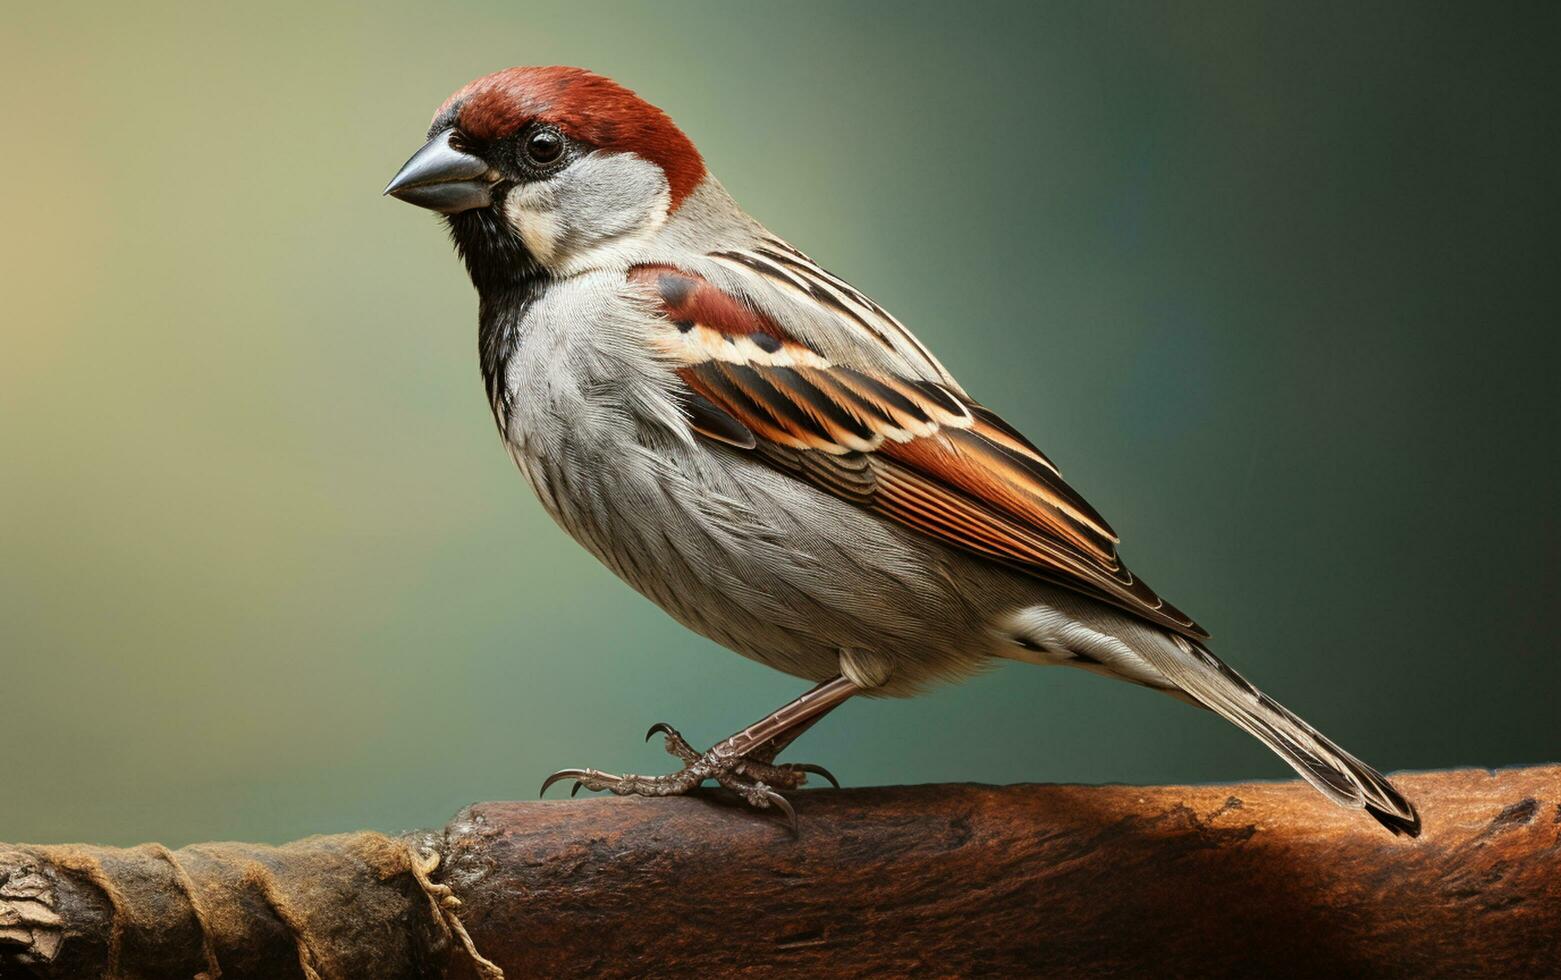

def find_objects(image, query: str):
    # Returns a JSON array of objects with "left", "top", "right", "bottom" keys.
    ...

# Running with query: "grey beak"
[{"left": 384, "top": 128, "right": 497, "bottom": 213}]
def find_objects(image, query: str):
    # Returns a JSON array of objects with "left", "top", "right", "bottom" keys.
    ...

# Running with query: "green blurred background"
[{"left": 3, "top": 2, "right": 1556, "bottom": 846}]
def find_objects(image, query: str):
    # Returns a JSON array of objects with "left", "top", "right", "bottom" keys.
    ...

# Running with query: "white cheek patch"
[{"left": 501, "top": 152, "right": 672, "bottom": 274}]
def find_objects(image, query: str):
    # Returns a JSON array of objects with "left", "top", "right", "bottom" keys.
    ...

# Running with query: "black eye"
[{"left": 524, "top": 127, "right": 565, "bottom": 166}]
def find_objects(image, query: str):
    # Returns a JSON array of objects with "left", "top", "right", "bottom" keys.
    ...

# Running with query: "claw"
[
  {"left": 795, "top": 763, "right": 841, "bottom": 789},
  {"left": 762, "top": 789, "right": 799, "bottom": 836},
  {"left": 540, "top": 768, "right": 590, "bottom": 797},
  {"left": 537, "top": 718, "right": 828, "bottom": 835}
]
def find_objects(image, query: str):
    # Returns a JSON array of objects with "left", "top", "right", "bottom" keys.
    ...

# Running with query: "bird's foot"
[
  {"left": 538, "top": 722, "right": 840, "bottom": 834},
  {"left": 644, "top": 722, "right": 840, "bottom": 791}
]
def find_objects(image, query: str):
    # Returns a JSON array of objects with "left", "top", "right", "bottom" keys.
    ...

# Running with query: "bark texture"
[{"left": 3, "top": 766, "right": 1557, "bottom": 979}]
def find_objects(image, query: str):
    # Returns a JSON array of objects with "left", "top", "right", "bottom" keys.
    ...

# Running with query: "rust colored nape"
[{"left": 3, "top": 766, "right": 1558, "bottom": 979}]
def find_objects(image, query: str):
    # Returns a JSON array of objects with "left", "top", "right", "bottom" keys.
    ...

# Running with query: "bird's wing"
[
  {"left": 700, "top": 239, "right": 967, "bottom": 393},
  {"left": 630, "top": 254, "right": 1207, "bottom": 639}
]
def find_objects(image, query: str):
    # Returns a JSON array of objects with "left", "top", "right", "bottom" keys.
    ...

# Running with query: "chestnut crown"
[{"left": 432, "top": 67, "right": 705, "bottom": 210}]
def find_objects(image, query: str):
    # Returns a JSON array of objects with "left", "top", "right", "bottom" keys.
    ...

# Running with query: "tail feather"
[{"left": 1142, "top": 635, "right": 1421, "bottom": 837}]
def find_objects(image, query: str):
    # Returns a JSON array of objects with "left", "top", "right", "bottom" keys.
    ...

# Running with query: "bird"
[{"left": 384, "top": 66, "right": 1420, "bottom": 837}]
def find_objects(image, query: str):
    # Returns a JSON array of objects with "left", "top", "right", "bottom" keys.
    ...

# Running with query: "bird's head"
[{"left": 385, "top": 67, "right": 706, "bottom": 285}]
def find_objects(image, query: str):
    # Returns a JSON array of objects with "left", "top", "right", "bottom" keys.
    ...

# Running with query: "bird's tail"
[{"left": 1139, "top": 634, "right": 1421, "bottom": 837}]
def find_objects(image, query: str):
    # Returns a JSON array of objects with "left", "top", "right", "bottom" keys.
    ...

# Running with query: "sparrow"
[{"left": 385, "top": 66, "right": 1419, "bottom": 836}]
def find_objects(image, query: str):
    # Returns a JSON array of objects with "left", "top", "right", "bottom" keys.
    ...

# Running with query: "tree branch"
[{"left": 4, "top": 766, "right": 1556, "bottom": 978}]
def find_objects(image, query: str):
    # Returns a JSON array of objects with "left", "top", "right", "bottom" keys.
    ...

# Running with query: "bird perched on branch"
[{"left": 385, "top": 66, "right": 1419, "bottom": 836}]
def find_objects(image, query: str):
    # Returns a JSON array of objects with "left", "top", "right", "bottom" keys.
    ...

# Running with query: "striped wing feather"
[{"left": 631, "top": 261, "right": 1206, "bottom": 639}]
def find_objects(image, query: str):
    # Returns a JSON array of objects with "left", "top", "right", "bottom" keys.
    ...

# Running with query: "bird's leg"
[
  {"left": 726, "top": 712, "right": 841, "bottom": 788},
  {"left": 636, "top": 716, "right": 839, "bottom": 794},
  {"left": 647, "top": 691, "right": 845, "bottom": 790},
  {"left": 541, "top": 676, "right": 857, "bottom": 831}
]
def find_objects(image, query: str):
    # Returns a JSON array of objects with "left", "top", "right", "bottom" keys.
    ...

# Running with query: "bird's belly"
[{"left": 505, "top": 429, "right": 1009, "bottom": 696}]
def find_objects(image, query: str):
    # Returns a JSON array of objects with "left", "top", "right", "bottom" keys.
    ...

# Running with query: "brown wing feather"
[{"left": 635, "top": 262, "right": 1207, "bottom": 639}]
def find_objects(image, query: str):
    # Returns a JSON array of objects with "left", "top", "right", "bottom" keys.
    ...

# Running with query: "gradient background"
[{"left": 3, "top": 2, "right": 1556, "bottom": 847}]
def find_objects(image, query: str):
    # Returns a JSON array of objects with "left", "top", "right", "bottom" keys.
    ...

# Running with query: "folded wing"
[{"left": 630, "top": 257, "right": 1206, "bottom": 639}]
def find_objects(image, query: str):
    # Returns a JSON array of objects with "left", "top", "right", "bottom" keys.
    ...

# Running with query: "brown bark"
[{"left": 3, "top": 766, "right": 1557, "bottom": 979}]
